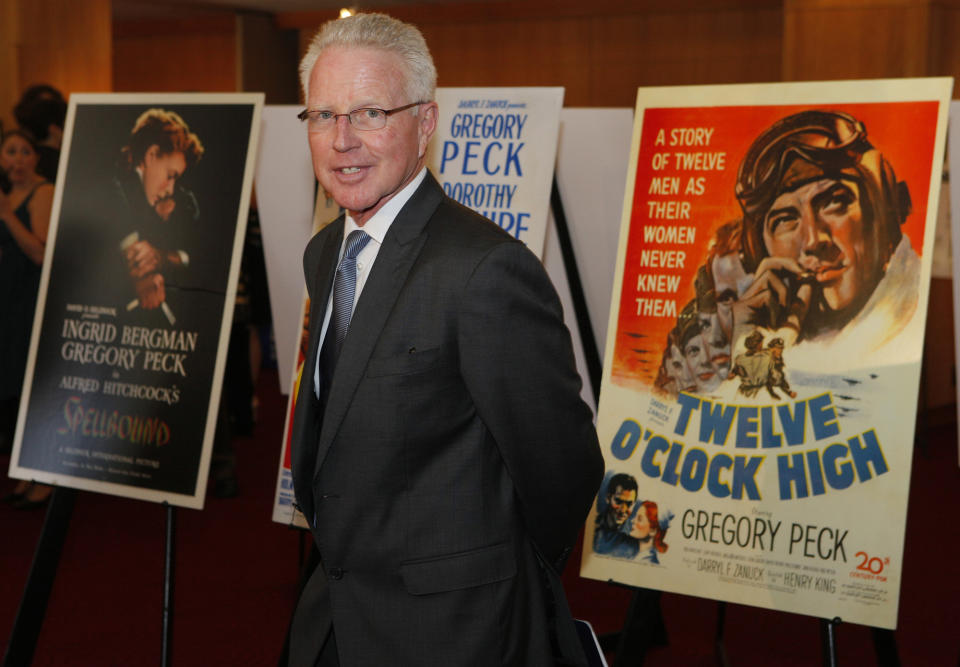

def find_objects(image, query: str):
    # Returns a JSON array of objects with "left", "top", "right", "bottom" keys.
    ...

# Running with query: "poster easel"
[{"left": 3, "top": 491, "right": 179, "bottom": 667}]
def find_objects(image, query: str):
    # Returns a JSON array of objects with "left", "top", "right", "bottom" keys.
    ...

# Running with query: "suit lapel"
[
  {"left": 312, "top": 173, "right": 445, "bottom": 480},
  {"left": 291, "top": 218, "right": 343, "bottom": 519}
]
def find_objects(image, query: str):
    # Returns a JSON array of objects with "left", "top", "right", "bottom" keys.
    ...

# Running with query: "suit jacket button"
[{"left": 328, "top": 567, "right": 344, "bottom": 580}]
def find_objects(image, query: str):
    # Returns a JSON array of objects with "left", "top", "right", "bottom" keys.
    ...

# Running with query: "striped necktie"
[{"left": 318, "top": 229, "right": 371, "bottom": 400}]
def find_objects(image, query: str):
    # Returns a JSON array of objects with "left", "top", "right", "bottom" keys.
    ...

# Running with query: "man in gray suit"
[{"left": 286, "top": 13, "right": 604, "bottom": 666}]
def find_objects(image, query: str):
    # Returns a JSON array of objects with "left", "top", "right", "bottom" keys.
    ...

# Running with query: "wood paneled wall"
[
  {"left": 113, "top": 15, "right": 240, "bottom": 93},
  {"left": 282, "top": 0, "right": 960, "bottom": 103},
  {"left": 8, "top": 2, "right": 960, "bottom": 124},
  {"left": 112, "top": 12, "right": 299, "bottom": 102},
  {"left": 931, "top": 2, "right": 960, "bottom": 80},
  {"left": 0, "top": 2, "right": 20, "bottom": 133},
  {"left": 285, "top": 1, "right": 783, "bottom": 107},
  {"left": 783, "top": 0, "right": 937, "bottom": 80},
  {"left": 0, "top": 0, "right": 111, "bottom": 132},
  {"left": 237, "top": 14, "right": 301, "bottom": 104}
]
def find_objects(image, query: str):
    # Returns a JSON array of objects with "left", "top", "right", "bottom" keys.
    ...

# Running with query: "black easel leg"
[
  {"left": 550, "top": 175, "right": 603, "bottom": 401},
  {"left": 715, "top": 601, "right": 730, "bottom": 667},
  {"left": 871, "top": 627, "right": 900, "bottom": 667},
  {"left": 3, "top": 486, "right": 76, "bottom": 667},
  {"left": 161, "top": 503, "right": 176, "bottom": 667},
  {"left": 612, "top": 588, "right": 667, "bottom": 667},
  {"left": 820, "top": 617, "right": 841, "bottom": 667}
]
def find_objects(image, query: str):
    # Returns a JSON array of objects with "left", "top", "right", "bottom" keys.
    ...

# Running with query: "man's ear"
[{"left": 417, "top": 102, "right": 439, "bottom": 157}]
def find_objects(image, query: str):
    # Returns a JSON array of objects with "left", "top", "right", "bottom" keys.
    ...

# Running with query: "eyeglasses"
[{"left": 297, "top": 102, "right": 425, "bottom": 132}]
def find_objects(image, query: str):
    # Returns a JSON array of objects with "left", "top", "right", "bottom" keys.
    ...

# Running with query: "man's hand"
[
  {"left": 125, "top": 240, "right": 163, "bottom": 279},
  {"left": 135, "top": 273, "right": 166, "bottom": 310},
  {"left": 733, "top": 256, "right": 814, "bottom": 334}
]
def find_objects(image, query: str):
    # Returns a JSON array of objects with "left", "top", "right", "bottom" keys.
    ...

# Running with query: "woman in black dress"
[{"left": 0, "top": 129, "right": 54, "bottom": 508}]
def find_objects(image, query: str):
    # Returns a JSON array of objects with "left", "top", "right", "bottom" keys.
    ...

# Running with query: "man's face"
[
  {"left": 605, "top": 485, "right": 636, "bottom": 527},
  {"left": 140, "top": 145, "right": 186, "bottom": 207},
  {"left": 763, "top": 178, "right": 886, "bottom": 313},
  {"left": 306, "top": 45, "right": 437, "bottom": 226}
]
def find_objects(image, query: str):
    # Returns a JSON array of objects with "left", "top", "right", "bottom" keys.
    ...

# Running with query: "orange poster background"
[{"left": 611, "top": 101, "right": 939, "bottom": 388}]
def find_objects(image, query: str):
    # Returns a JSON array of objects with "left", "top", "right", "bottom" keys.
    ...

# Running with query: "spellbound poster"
[
  {"left": 9, "top": 93, "right": 263, "bottom": 509},
  {"left": 580, "top": 79, "right": 951, "bottom": 629}
]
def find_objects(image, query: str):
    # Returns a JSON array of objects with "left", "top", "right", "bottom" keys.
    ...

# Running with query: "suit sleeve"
[{"left": 458, "top": 241, "right": 604, "bottom": 569}]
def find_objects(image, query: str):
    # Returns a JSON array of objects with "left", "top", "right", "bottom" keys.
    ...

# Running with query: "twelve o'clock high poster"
[{"left": 580, "top": 78, "right": 951, "bottom": 629}]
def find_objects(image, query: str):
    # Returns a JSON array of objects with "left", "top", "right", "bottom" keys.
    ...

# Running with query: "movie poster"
[
  {"left": 9, "top": 94, "right": 263, "bottom": 509},
  {"left": 426, "top": 87, "right": 563, "bottom": 257},
  {"left": 946, "top": 101, "right": 960, "bottom": 465},
  {"left": 272, "top": 191, "right": 339, "bottom": 527},
  {"left": 254, "top": 105, "right": 319, "bottom": 394},
  {"left": 271, "top": 288, "right": 313, "bottom": 528},
  {"left": 580, "top": 79, "right": 951, "bottom": 629}
]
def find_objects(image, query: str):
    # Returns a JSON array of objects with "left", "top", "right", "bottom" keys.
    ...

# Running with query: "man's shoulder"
[
  {"left": 431, "top": 194, "right": 518, "bottom": 248},
  {"left": 392, "top": 171, "right": 517, "bottom": 252}
]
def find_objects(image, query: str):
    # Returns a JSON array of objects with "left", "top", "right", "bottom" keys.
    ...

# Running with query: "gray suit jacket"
[{"left": 288, "top": 172, "right": 603, "bottom": 666}]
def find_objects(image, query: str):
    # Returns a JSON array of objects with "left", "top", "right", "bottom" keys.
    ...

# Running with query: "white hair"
[{"left": 299, "top": 13, "right": 437, "bottom": 105}]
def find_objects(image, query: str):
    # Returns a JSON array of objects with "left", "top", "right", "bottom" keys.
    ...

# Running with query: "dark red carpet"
[{"left": 3, "top": 369, "right": 958, "bottom": 665}]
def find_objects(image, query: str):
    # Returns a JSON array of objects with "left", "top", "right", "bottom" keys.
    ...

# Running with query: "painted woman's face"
[
  {"left": 631, "top": 510, "right": 654, "bottom": 539},
  {"left": 698, "top": 310, "right": 731, "bottom": 380},
  {"left": 665, "top": 343, "right": 696, "bottom": 394},
  {"left": 684, "top": 334, "right": 719, "bottom": 393}
]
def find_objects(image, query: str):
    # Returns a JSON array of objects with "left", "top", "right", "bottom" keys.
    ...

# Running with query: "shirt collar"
[{"left": 343, "top": 167, "right": 427, "bottom": 244}]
